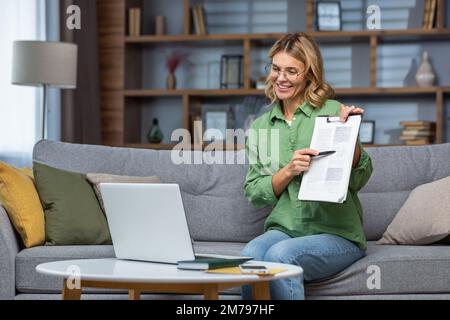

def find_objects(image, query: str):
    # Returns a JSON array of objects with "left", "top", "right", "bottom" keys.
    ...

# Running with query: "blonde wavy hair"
[{"left": 265, "top": 32, "right": 335, "bottom": 108}]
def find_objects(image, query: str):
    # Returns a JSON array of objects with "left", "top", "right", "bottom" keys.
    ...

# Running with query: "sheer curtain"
[{"left": 0, "top": 0, "right": 46, "bottom": 167}]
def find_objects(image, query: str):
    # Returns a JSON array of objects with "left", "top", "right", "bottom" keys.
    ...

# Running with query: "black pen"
[{"left": 312, "top": 150, "right": 336, "bottom": 157}]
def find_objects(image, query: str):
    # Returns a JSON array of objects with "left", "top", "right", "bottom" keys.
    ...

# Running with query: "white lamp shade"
[{"left": 11, "top": 41, "right": 78, "bottom": 88}]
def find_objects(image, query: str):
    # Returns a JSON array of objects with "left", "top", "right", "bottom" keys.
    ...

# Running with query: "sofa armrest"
[{"left": 0, "top": 205, "right": 20, "bottom": 299}]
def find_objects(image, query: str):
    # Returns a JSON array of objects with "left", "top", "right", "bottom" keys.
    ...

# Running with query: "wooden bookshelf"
[
  {"left": 125, "top": 29, "right": 450, "bottom": 44},
  {"left": 124, "top": 89, "right": 263, "bottom": 97},
  {"left": 124, "top": 87, "right": 450, "bottom": 97},
  {"left": 98, "top": 0, "right": 449, "bottom": 150}
]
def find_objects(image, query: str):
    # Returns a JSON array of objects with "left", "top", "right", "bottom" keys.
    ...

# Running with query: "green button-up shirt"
[{"left": 244, "top": 99, "right": 373, "bottom": 249}]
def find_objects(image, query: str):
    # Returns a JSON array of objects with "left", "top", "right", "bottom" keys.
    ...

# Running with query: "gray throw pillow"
[
  {"left": 86, "top": 173, "right": 161, "bottom": 212},
  {"left": 377, "top": 176, "right": 450, "bottom": 245}
]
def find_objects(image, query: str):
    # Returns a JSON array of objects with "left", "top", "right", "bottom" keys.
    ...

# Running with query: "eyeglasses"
[{"left": 265, "top": 63, "right": 304, "bottom": 82}]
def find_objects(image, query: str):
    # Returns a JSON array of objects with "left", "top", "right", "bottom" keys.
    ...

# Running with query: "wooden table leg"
[
  {"left": 203, "top": 284, "right": 219, "bottom": 300},
  {"left": 128, "top": 289, "right": 141, "bottom": 300},
  {"left": 252, "top": 281, "right": 271, "bottom": 300},
  {"left": 62, "top": 278, "right": 82, "bottom": 300}
]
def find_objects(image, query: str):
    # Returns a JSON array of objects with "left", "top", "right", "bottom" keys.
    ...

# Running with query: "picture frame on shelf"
[
  {"left": 201, "top": 105, "right": 234, "bottom": 142},
  {"left": 316, "top": 1, "right": 342, "bottom": 31},
  {"left": 359, "top": 121, "right": 375, "bottom": 144},
  {"left": 220, "top": 55, "right": 243, "bottom": 89}
]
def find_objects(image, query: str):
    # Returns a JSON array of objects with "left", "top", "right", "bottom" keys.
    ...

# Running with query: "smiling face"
[
  {"left": 265, "top": 33, "right": 334, "bottom": 109},
  {"left": 271, "top": 51, "right": 306, "bottom": 104}
]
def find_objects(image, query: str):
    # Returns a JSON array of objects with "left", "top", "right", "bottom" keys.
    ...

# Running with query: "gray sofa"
[{"left": 1, "top": 140, "right": 450, "bottom": 300}]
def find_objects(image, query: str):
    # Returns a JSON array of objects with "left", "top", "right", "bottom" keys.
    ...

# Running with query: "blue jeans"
[{"left": 241, "top": 230, "right": 365, "bottom": 300}]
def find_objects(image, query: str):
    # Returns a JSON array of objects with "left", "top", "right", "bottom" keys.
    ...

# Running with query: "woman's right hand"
[
  {"left": 272, "top": 148, "right": 319, "bottom": 198},
  {"left": 284, "top": 149, "right": 319, "bottom": 178}
]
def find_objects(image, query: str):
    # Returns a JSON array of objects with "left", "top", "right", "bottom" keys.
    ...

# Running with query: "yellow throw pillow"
[{"left": 0, "top": 161, "right": 45, "bottom": 247}]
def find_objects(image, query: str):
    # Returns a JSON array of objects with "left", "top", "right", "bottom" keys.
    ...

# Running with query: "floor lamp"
[{"left": 11, "top": 41, "right": 78, "bottom": 140}]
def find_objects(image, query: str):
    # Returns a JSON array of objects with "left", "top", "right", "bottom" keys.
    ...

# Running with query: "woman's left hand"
[
  {"left": 340, "top": 104, "right": 364, "bottom": 167},
  {"left": 340, "top": 104, "right": 364, "bottom": 123}
]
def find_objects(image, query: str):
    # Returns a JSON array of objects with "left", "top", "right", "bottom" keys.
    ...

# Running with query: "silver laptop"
[{"left": 99, "top": 183, "right": 244, "bottom": 264}]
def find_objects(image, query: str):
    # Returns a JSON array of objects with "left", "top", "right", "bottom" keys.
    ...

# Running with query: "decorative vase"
[
  {"left": 415, "top": 51, "right": 436, "bottom": 87},
  {"left": 166, "top": 71, "right": 176, "bottom": 90},
  {"left": 147, "top": 118, "right": 163, "bottom": 143}
]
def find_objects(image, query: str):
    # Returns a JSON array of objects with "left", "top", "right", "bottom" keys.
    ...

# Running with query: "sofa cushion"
[
  {"left": 305, "top": 241, "right": 450, "bottom": 297},
  {"left": 377, "top": 176, "right": 450, "bottom": 245},
  {"left": 33, "top": 162, "right": 112, "bottom": 245},
  {"left": 16, "top": 241, "right": 246, "bottom": 293},
  {"left": 358, "top": 144, "right": 450, "bottom": 240},
  {"left": 18, "top": 239, "right": 450, "bottom": 297},
  {"left": 86, "top": 173, "right": 161, "bottom": 213},
  {"left": 16, "top": 245, "right": 115, "bottom": 293},
  {"left": 359, "top": 190, "right": 410, "bottom": 241},
  {"left": 0, "top": 161, "right": 45, "bottom": 247}
]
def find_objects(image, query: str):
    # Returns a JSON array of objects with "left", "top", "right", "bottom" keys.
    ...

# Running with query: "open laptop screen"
[{"left": 100, "top": 183, "right": 196, "bottom": 264}]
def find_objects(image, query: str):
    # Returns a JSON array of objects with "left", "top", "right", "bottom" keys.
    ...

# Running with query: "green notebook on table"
[{"left": 177, "top": 256, "right": 253, "bottom": 271}]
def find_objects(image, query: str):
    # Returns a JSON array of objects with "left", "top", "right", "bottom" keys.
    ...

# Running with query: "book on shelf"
[
  {"left": 402, "top": 129, "right": 436, "bottom": 136},
  {"left": 423, "top": 0, "right": 431, "bottom": 29},
  {"left": 400, "top": 133, "right": 435, "bottom": 139},
  {"left": 128, "top": 8, "right": 135, "bottom": 36},
  {"left": 400, "top": 122, "right": 435, "bottom": 135},
  {"left": 400, "top": 120, "right": 435, "bottom": 127},
  {"left": 401, "top": 125, "right": 436, "bottom": 131},
  {"left": 400, "top": 134, "right": 434, "bottom": 140},
  {"left": 128, "top": 7, "right": 141, "bottom": 36},
  {"left": 191, "top": 6, "right": 200, "bottom": 35},
  {"left": 428, "top": 0, "right": 437, "bottom": 29},
  {"left": 423, "top": 0, "right": 437, "bottom": 29},
  {"left": 197, "top": 4, "right": 207, "bottom": 35},
  {"left": 191, "top": 5, "right": 206, "bottom": 35},
  {"left": 405, "top": 138, "right": 433, "bottom": 145},
  {"left": 177, "top": 256, "right": 252, "bottom": 271}
]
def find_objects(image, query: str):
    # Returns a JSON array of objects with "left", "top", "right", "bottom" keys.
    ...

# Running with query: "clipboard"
[
  {"left": 321, "top": 113, "right": 362, "bottom": 122},
  {"left": 298, "top": 114, "right": 362, "bottom": 203}
]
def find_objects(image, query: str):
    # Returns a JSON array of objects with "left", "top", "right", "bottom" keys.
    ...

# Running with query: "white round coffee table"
[{"left": 36, "top": 258, "right": 303, "bottom": 300}]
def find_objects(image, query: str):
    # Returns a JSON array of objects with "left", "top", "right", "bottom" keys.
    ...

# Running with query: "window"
[{"left": 0, "top": 0, "right": 46, "bottom": 167}]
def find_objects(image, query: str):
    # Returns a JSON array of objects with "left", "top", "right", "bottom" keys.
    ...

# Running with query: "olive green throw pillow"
[{"left": 33, "top": 162, "right": 112, "bottom": 245}]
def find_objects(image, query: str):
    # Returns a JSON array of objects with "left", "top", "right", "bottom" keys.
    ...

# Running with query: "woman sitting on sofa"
[{"left": 242, "top": 32, "right": 373, "bottom": 300}]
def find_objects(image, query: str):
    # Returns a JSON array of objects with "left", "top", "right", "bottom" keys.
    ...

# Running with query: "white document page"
[{"left": 298, "top": 115, "right": 362, "bottom": 203}]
